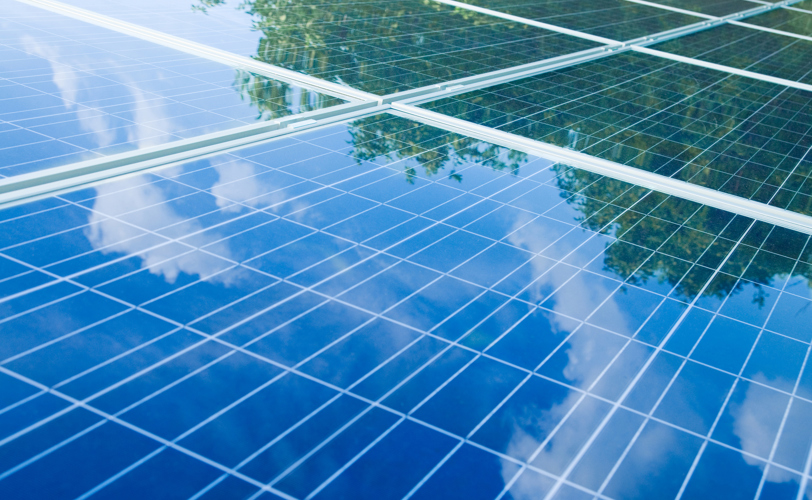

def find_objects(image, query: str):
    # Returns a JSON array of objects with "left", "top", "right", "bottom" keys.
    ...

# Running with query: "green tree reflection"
[
  {"left": 194, "top": 0, "right": 811, "bottom": 308},
  {"left": 232, "top": 69, "right": 344, "bottom": 120},
  {"left": 348, "top": 113, "right": 528, "bottom": 183},
  {"left": 192, "top": 0, "right": 596, "bottom": 95}
]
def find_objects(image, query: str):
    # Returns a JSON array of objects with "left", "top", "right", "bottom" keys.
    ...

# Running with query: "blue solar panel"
[
  {"left": 3, "top": 0, "right": 812, "bottom": 498},
  {"left": 2, "top": 110, "right": 812, "bottom": 499}
]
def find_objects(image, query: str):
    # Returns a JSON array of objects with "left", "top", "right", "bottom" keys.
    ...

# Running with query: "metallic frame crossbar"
[{"left": 5, "top": 0, "right": 812, "bottom": 236}]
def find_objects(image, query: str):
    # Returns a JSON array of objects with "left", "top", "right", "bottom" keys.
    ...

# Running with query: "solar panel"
[{"left": 3, "top": 0, "right": 812, "bottom": 498}]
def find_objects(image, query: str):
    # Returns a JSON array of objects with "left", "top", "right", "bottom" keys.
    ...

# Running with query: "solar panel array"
[{"left": 2, "top": 0, "right": 812, "bottom": 499}]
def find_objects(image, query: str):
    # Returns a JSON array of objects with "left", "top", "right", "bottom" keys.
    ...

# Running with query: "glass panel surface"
[
  {"left": 744, "top": 7, "right": 812, "bottom": 37},
  {"left": 638, "top": 0, "right": 761, "bottom": 17},
  {"left": 2, "top": 111, "right": 811, "bottom": 499},
  {"left": 0, "top": 3, "right": 344, "bottom": 178},
  {"left": 58, "top": 0, "right": 602, "bottom": 95},
  {"left": 796, "top": 0, "right": 812, "bottom": 12},
  {"left": 421, "top": 51, "right": 812, "bottom": 216},
  {"left": 655, "top": 23, "right": 812, "bottom": 85},
  {"left": 457, "top": 0, "right": 703, "bottom": 41}
]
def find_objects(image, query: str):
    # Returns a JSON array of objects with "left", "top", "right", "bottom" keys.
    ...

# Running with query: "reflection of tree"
[
  {"left": 191, "top": 0, "right": 227, "bottom": 14},
  {"left": 347, "top": 113, "right": 528, "bottom": 183},
  {"left": 344, "top": 112, "right": 806, "bottom": 304},
  {"left": 232, "top": 69, "right": 344, "bottom": 120},
  {"left": 425, "top": 51, "right": 812, "bottom": 216},
  {"left": 193, "top": 2, "right": 810, "bottom": 307},
  {"left": 555, "top": 164, "right": 812, "bottom": 307},
  {"left": 457, "top": 0, "right": 697, "bottom": 41},
  {"left": 655, "top": 24, "right": 812, "bottom": 85},
  {"left": 192, "top": 0, "right": 597, "bottom": 95}
]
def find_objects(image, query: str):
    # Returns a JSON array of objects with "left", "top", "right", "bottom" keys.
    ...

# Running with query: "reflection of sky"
[
  {"left": 60, "top": 0, "right": 261, "bottom": 56},
  {"left": 0, "top": 2, "right": 339, "bottom": 177}
]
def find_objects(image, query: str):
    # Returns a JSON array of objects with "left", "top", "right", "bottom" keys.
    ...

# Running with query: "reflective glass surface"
[
  {"left": 421, "top": 52, "right": 812, "bottom": 216},
  {"left": 797, "top": 1, "right": 812, "bottom": 13},
  {"left": 2, "top": 111, "right": 812, "bottom": 499},
  {"left": 655, "top": 23, "right": 812, "bottom": 85},
  {"left": 457, "top": 0, "right": 703, "bottom": 41},
  {"left": 0, "top": 2, "right": 344, "bottom": 178},
  {"left": 5, "top": 0, "right": 812, "bottom": 498},
  {"left": 59, "top": 0, "right": 601, "bottom": 95},
  {"left": 638, "top": 0, "right": 761, "bottom": 17},
  {"left": 744, "top": 7, "right": 812, "bottom": 37}
]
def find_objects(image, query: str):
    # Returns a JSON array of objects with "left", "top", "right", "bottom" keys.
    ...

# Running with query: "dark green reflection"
[
  {"left": 744, "top": 8, "right": 812, "bottom": 37},
  {"left": 634, "top": 0, "right": 758, "bottom": 17},
  {"left": 417, "top": 51, "right": 812, "bottom": 216},
  {"left": 228, "top": 46, "right": 812, "bottom": 314},
  {"left": 193, "top": 0, "right": 599, "bottom": 95},
  {"left": 234, "top": 70, "right": 346, "bottom": 120},
  {"left": 346, "top": 113, "right": 529, "bottom": 183},
  {"left": 458, "top": 0, "right": 701, "bottom": 41},
  {"left": 309, "top": 113, "right": 807, "bottom": 306}
]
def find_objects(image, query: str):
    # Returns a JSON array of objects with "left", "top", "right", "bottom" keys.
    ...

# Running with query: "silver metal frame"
[{"left": 7, "top": 0, "right": 812, "bottom": 236}]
